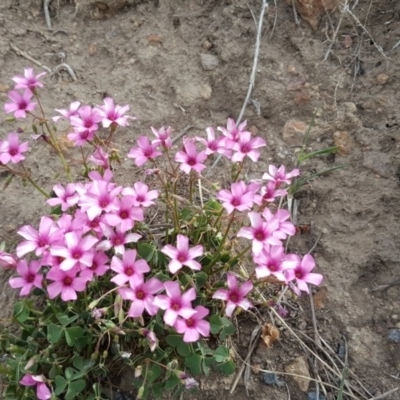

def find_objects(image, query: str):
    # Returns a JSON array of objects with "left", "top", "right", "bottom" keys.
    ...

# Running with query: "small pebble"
[
  {"left": 387, "top": 329, "right": 400, "bottom": 343},
  {"left": 308, "top": 391, "right": 326, "bottom": 400},
  {"left": 262, "top": 372, "right": 278, "bottom": 385}
]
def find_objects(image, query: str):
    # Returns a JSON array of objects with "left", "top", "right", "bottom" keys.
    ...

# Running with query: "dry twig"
[
  {"left": 208, "top": 0, "right": 268, "bottom": 176},
  {"left": 10, "top": 43, "right": 52, "bottom": 73},
  {"left": 44, "top": 0, "right": 53, "bottom": 30}
]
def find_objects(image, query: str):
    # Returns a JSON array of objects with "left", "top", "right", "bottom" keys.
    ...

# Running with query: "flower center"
[
  {"left": 64, "top": 277, "right": 72, "bottom": 285},
  {"left": 171, "top": 302, "right": 180, "bottom": 311},
  {"left": 231, "top": 198, "right": 240, "bottom": 207},
  {"left": 9, "top": 148, "right": 17, "bottom": 156},
  {"left": 26, "top": 273, "right": 35, "bottom": 283},
  {"left": 19, "top": 100, "right": 28, "bottom": 109},
  {"left": 240, "top": 143, "right": 251, "bottom": 153},
  {"left": 136, "top": 290, "right": 145, "bottom": 300},
  {"left": 186, "top": 318, "right": 194, "bottom": 327},
  {"left": 99, "top": 198, "right": 109, "bottom": 208},
  {"left": 269, "top": 264, "right": 277, "bottom": 272},
  {"left": 73, "top": 251, "right": 82, "bottom": 260},
  {"left": 144, "top": 148, "right": 153, "bottom": 157},
  {"left": 125, "top": 268, "right": 133, "bottom": 276},
  {"left": 136, "top": 195, "right": 144, "bottom": 202},
  {"left": 295, "top": 271, "right": 303, "bottom": 279},
  {"left": 177, "top": 254, "right": 186, "bottom": 263},
  {"left": 255, "top": 231, "right": 265, "bottom": 241},
  {"left": 90, "top": 262, "right": 97, "bottom": 270},
  {"left": 229, "top": 293, "right": 238, "bottom": 303},
  {"left": 187, "top": 158, "right": 196, "bottom": 166},
  {"left": 120, "top": 211, "right": 128, "bottom": 219}
]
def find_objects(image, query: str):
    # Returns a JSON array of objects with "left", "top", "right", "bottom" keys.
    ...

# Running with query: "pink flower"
[
  {"left": 20, "top": 374, "right": 51, "bottom": 400},
  {"left": 53, "top": 101, "right": 81, "bottom": 122},
  {"left": 229, "top": 131, "right": 266, "bottom": 163},
  {"left": 161, "top": 234, "right": 203, "bottom": 274},
  {"left": 217, "top": 181, "right": 257, "bottom": 215},
  {"left": 212, "top": 273, "right": 253, "bottom": 317},
  {"left": 16, "top": 216, "right": 62, "bottom": 258},
  {"left": 0, "top": 133, "right": 29, "bottom": 164},
  {"left": 95, "top": 97, "right": 135, "bottom": 128},
  {"left": 80, "top": 251, "right": 110, "bottom": 280},
  {"left": 88, "top": 146, "right": 109, "bottom": 168},
  {"left": 261, "top": 181, "right": 287, "bottom": 202},
  {"left": 253, "top": 246, "right": 296, "bottom": 281},
  {"left": 122, "top": 182, "right": 159, "bottom": 208},
  {"left": 218, "top": 118, "right": 249, "bottom": 143},
  {"left": 128, "top": 136, "right": 162, "bottom": 166},
  {"left": 49, "top": 231, "right": 98, "bottom": 271},
  {"left": 154, "top": 281, "right": 196, "bottom": 326},
  {"left": 9, "top": 260, "right": 43, "bottom": 296},
  {"left": 46, "top": 265, "right": 88, "bottom": 301},
  {"left": 175, "top": 305, "right": 210, "bottom": 342},
  {"left": 263, "top": 165, "right": 300, "bottom": 187},
  {"left": 103, "top": 195, "right": 144, "bottom": 233},
  {"left": 284, "top": 254, "right": 323, "bottom": 294},
  {"left": 69, "top": 105, "right": 102, "bottom": 133},
  {"left": 0, "top": 251, "right": 17, "bottom": 269},
  {"left": 12, "top": 68, "right": 46, "bottom": 91},
  {"left": 195, "top": 127, "right": 231, "bottom": 157},
  {"left": 97, "top": 224, "right": 141, "bottom": 254},
  {"left": 262, "top": 209, "right": 296, "bottom": 240},
  {"left": 119, "top": 277, "right": 163, "bottom": 317},
  {"left": 78, "top": 180, "right": 122, "bottom": 221},
  {"left": 4, "top": 89, "right": 37, "bottom": 118},
  {"left": 175, "top": 141, "right": 207, "bottom": 174},
  {"left": 46, "top": 183, "right": 80, "bottom": 211},
  {"left": 110, "top": 249, "right": 150, "bottom": 288},
  {"left": 67, "top": 128, "right": 95, "bottom": 146},
  {"left": 237, "top": 211, "right": 282, "bottom": 255},
  {"left": 143, "top": 329, "right": 158, "bottom": 352},
  {"left": 151, "top": 126, "right": 172, "bottom": 148}
]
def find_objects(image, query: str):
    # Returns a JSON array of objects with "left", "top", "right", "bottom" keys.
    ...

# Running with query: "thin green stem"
[
  {"left": 20, "top": 163, "right": 51, "bottom": 198},
  {"left": 205, "top": 213, "right": 235, "bottom": 272},
  {"left": 34, "top": 92, "right": 73, "bottom": 182}
]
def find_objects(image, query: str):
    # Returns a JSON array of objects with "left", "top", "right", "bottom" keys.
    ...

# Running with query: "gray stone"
[
  {"left": 388, "top": 329, "right": 400, "bottom": 343},
  {"left": 362, "top": 152, "right": 393, "bottom": 178},
  {"left": 308, "top": 391, "right": 326, "bottom": 400},
  {"left": 200, "top": 53, "right": 219, "bottom": 71}
]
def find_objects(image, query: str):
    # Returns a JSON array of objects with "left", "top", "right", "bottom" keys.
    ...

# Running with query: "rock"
[
  {"left": 308, "top": 391, "right": 326, "bottom": 400},
  {"left": 200, "top": 54, "right": 219, "bottom": 71},
  {"left": 288, "top": 0, "right": 339, "bottom": 29},
  {"left": 281, "top": 119, "right": 307, "bottom": 146},
  {"left": 262, "top": 372, "right": 278, "bottom": 385},
  {"left": 362, "top": 152, "right": 392, "bottom": 178},
  {"left": 376, "top": 74, "right": 390, "bottom": 85},
  {"left": 202, "top": 40, "right": 212, "bottom": 50},
  {"left": 387, "top": 329, "right": 400, "bottom": 343},
  {"left": 285, "top": 356, "right": 311, "bottom": 392},
  {"left": 333, "top": 131, "right": 354, "bottom": 156},
  {"left": 0, "top": 84, "right": 10, "bottom": 93},
  {"left": 200, "top": 84, "right": 212, "bottom": 100}
]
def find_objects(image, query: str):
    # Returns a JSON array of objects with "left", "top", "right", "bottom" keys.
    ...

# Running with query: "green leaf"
[
  {"left": 195, "top": 271, "right": 208, "bottom": 289},
  {"left": 137, "top": 243, "right": 155, "bottom": 262},
  {"left": 202, "top": 356, "right": 214, "bottom": 376},
  {"left": 47, "top": 323, "right": 64, "bottom": 344},
  {"left": 205, "top": 199, "right": 222, "bottom": 214},
  {"left": 65, "top": 326, "right": 84, "bottom": 347},
  {"left": 177, "top": 342, "right": 191, "bottom": 357},
  {"left": 13, "top": 301, "right": 30, "bottom": 323},
  {"left": 65, "top": 367, "right": 75, "bottom": 380},
  {"left": 180, "top": 208, "right": 194, "bottom": 221},
  {"left": 164, "top": 375, "right": 180, "bottom": 390},
  {"left": 69, "top": 379, "right": 86, "bottom": 394},
  {"left": 215, "top": 360, "right": 235, "bottom": 375},
  {"left": 152, "top": 382, "right": 164, "bottom": 398},
  {"left": 210, "top": 314, "right": 222, "bottom": 334},
  {"left": 50, "top": 204, "right": 63, "bottom": 216},
  {"left": 54, "top": 375, "right": 68, "bottom": 395},
  {"left": 56, "top": 313, "right": 79, "bottom": 326},
  {"left": 298, "top": 145, "right": 339, "bottom": 163},
  {"left": 166, "top": 335, "right": 184, "bottom": 348},
  {"left": 185, "top": 354, "right": 202, "bottom": 376},
  {"left": 148, "top": 363, "right": 162, "bottom": 383},
  {"left": 214, "top": 346, "right": 230, "bottom": 362}
]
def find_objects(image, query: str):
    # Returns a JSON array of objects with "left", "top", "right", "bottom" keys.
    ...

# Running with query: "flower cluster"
[{"left": 0, "top": 67, "right": 325, "bottom": 399}]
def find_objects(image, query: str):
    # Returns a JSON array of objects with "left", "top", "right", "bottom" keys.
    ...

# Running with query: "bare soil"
[{"left": 0, "top": 0, "right": 400, "bottom": 399}]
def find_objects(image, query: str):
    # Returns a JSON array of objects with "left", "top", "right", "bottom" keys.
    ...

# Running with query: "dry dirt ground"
[{"left": 0, "top": 0, "right": 400, "bottom": 399}]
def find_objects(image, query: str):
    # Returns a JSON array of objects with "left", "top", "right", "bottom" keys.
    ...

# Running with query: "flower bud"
[{"left": 0, "top": 251, "right": 17, "bottom": 269}]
